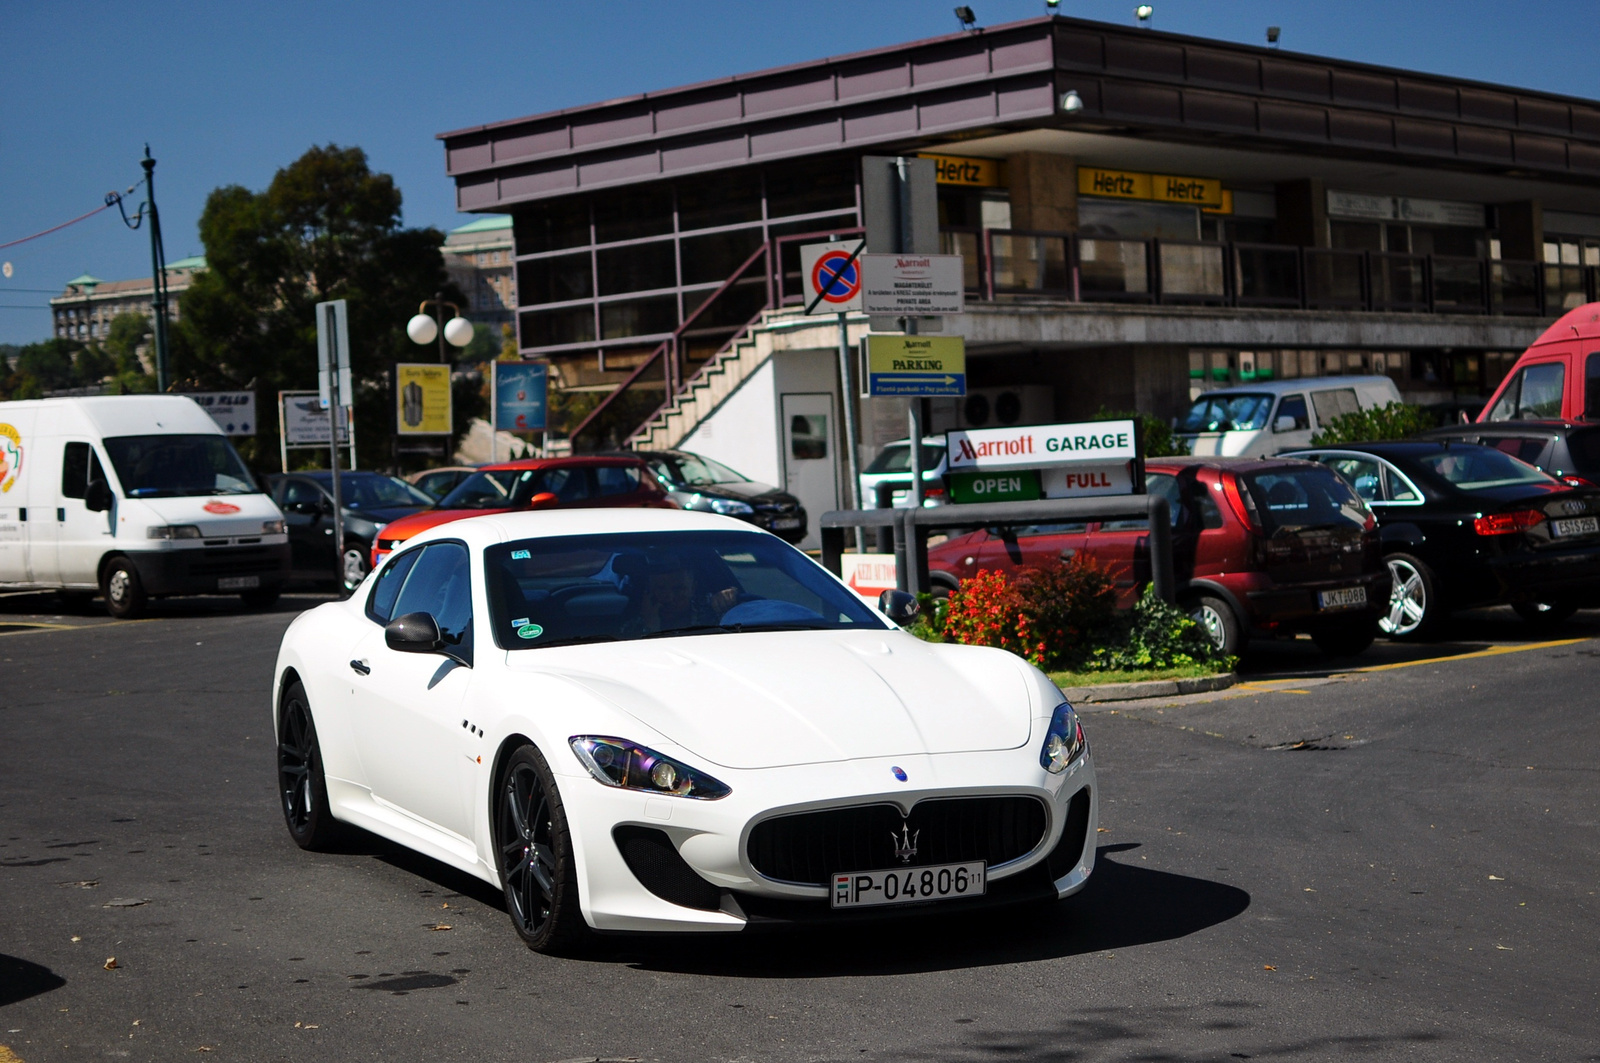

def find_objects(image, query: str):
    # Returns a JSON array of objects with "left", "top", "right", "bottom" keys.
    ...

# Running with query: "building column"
[
  {"left": 1275, "top": 178, "right": 1328, "bottom": 248},
  {"left": 1006, "top": 153, "right": 1078, "bottom": 232},
  {"left": 1496, "top": 200, "right": 1543, "bottom": 262}
]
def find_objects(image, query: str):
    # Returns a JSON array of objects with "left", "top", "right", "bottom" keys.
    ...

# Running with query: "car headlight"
[
  {"left": 1039, "top": 702, "right": 1086, "bottom": 773},
  {"left": 262, "top": 519, "right": 286, "bottom": 535},
  {"left": 147, "top": 524, "right": 202, "bottom": 540},
  {"left": 679, "top": 493, "right": 753, "bottom": 516},
  {"left": 569, "top": 736, "right": 731, "bottom": 800}
]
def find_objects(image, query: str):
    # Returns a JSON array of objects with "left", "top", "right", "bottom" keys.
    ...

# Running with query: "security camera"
[{"left": 1060, "top": 89, "right": 1084, "bottom": 114}]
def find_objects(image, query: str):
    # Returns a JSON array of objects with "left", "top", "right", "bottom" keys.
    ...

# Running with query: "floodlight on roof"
[
  {"left": 1135, "top": 5, "right": 1153, "bottom": 24},
  {"left": 954, "top": 6, "right": 977, "bottom": 31},
  {"left": 1267, "top": 26, "right": 1281, "bottom": 46}
]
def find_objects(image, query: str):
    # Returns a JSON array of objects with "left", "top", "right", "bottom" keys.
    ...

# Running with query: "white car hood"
[{"left": 505, "top": 630, "right": 1034, "bottom": 769}]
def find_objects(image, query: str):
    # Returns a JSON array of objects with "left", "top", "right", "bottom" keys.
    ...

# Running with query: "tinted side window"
[
  {"left": 1274, "top": 395, "right": 1309, "bottom": 431},
  {"left": 535, "top": 467, "right": 591, "bottom": 503},
  {"left": 1327, "top": 457, "right": 1383, "bottom": 502},
  {"left": 367, "top": 548, "right": 422, "bottom": 623},
  {"left": 281, "top": 480, "right": 323, "bottom": 507},
  {"left": 1586, "top": 352, "right": 1600, "bottom": 420},
  {"left": 594, "top": 464, "right": 643, "bottom": 497},
  {"left": 62, "top": 443, "right": 90, "bottom": 499},
  {"left": 391, "top": 542, "right": 473, "bottom": 660}
]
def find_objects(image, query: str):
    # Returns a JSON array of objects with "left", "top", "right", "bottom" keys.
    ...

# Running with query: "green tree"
[
  {"left": 15, "top": 338, "right": 79, "bottom": 393},
  {"left": 1310, "top": 402, "right": 1435, "bottom": 446},
  {"left": 101, "top": 312, "right": 156, "bottom": 393},
  {"left": 172, "top": 144, "right": 456, "bottom": 469}
]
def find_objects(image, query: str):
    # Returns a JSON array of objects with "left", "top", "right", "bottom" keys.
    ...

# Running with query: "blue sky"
[{"left": 2, "top": 0, "right": 1592, "bottom": 344}]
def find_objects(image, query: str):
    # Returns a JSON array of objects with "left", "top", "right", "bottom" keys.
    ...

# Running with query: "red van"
[{"left": 1480, "top": 303, "right": 1600, "bottom": 423}]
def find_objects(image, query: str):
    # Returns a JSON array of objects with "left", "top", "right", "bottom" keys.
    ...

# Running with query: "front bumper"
[
  {"left": 126, "top": 542, "right": 290, "bottom": 596},
  {"left": 553, "top": 746, "right": 1097, "bottom": 933}
]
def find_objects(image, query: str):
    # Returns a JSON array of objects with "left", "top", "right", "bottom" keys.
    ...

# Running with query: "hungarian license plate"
[
  {"left": 1318, "top": 586, "right": 1367, "bottom": 610},
  {"left": 1551, "top": 516, "right": 1600, "bottom": 538},
  {"left": 217, "top": 575, "right": 260, "bottom": 590},
  {"left": 831, "top": 861, "right": 986, "bottom": 909},
  {"left": 771, "top": 517, "right": 802, "bottom": 530}
]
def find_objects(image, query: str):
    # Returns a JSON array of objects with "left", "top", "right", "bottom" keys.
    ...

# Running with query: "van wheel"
[
  {"left": 102, "top": 558, "right": 147, "bottom": 619},
  {"left": 1190, "top": 595, "right": 1243, "bottom": 656},
  {"left": 1378, "top": 554, "right": 1439, "bottom": 640}
]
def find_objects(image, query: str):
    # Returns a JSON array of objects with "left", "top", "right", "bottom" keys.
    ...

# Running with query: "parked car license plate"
[
  {"left": 831, "top": 861, "right": 986, "bottom": 908},
  {"left": 1551, "top": 516, "right": 1600, "bottom": 538},
  {"left": 217, "top": 576, "right": 260, "bottom": 590},
  {"left": 771, "top": 517, "right": 802, "bottom": 530},
  {"left": 1318, "top": 586, "right": 1367, "bottom": 610}
]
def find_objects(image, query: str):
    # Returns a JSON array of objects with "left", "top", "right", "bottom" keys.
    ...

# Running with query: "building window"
[
  {"left": 517, "top": 253, "right": 594, "bottom": 305},
  {"left": 514, "top": 199, "right": 591, "bottom": 254},
  {"left": 596, "top": 241, "right": 677, "bottom": 296},
  {"left": 677, "top": 168, "right": 763, "bottom": 232},
  {"left": 520, "top": 306, "right": 595, "bottom": 347},
  {"left": 764, "top": 156, "right": 855, "bottom": 219},
  {"left": 592, "top": 185, "right": 673, "bottom": 244},
  {"left": 600, "top": 295, "right": 677, "bottom": 339}
]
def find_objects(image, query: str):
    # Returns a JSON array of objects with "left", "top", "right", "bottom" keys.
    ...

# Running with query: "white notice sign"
[
  {"left": 840, "top": 553, "right": 898, "bottom": 608},
  {"left": 861, "top": 253, "right": 965, "bottom": 316},
  {"left": 185, "top": 391, "right": 257, "bottom": 436},
  {"left": 946, "top": 420, "right": 1139, "bottom": 473},
  {"left": 281, "top": 391, "right": 350, "bottom": 446}
]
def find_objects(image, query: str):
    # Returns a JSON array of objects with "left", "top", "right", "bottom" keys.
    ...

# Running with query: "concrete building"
[
  {"left": 457, "top": 15, "right": 1596, "bottom": 536},
  {"left": 441, "top": 215, "right": 517, "bottom": 329},
  {"left": 49, "top": 255, "right": 205, "bottom": 342}
]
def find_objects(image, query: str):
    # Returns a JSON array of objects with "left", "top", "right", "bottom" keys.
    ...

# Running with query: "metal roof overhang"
[{"left": 438, "top": 15, "right": 1600, "bottom": 213}]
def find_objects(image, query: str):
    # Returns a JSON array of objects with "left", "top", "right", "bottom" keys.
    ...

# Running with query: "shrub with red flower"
[{"left": 940, "top": 554, "right": 1118, "bottom": 669}]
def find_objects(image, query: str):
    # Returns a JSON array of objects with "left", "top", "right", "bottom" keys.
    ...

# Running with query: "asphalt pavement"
[{"left": 1, "top": 591, "right": 1597, "bottom": 1062}]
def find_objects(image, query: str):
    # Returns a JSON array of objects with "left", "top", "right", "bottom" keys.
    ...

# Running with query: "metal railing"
[{"left": 958, "top": 228, "right": 1596, "bottom": 317}]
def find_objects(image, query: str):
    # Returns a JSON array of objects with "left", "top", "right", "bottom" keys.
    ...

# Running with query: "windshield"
[
  {"left": 1180, "top": 393, "right": 1275, "bottom": 433},
  {"left": 1414, "top": 446, "right": 1554, "bottom": 490},
  {"left": 103, "top": 434, "right": 257, "bottom": 498},
  {"left": 652, "top": 453, "right": 750, "bottom": 487},
  {"left": 864, "top": 443, "right": 945, "bottom": 475},
  {"left": 1241, "top": 466, "right": 1370, "bottom": 534},
  {"left": 322, "top": 474, "right": 432, "bottom": 509},
  {"left": 485, "top": 530, "right": 883, "bottom": 649}
]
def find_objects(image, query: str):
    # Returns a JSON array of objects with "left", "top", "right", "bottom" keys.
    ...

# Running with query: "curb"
[{"left": 1061, "top": 672, "right": 1237, "bottom": 705}]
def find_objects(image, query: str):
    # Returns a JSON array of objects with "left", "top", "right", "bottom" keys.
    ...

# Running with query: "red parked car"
[
  {"left": 371, "top": 455, "right": 676, "bottom": 568},
  {"left": 927, "top": 456, "right": 1391, "bottom": 657}
]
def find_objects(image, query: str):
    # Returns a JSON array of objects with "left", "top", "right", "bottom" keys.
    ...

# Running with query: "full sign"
[
  {"left": 864, "top": 335, "right": 966, "bottom": 397},
  {"left": 396, "top": 363, "right": 453, "bottom": 436},
  {"left": 799, "top": 241, "right": 864, "bottom": 314},
  {"left": 860, "top": 253, "right": 965, "bottom": 316},
  {"left": 185, "top": 391, "right": 256, "bottom": 436},
  {"left": 494, "top": 361, "right": 549, "bottom": 433}
]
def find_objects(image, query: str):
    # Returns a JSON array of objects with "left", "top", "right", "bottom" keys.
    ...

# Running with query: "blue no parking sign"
[{"left": 800, "top": 241, "right": 865, "bottom": 313}]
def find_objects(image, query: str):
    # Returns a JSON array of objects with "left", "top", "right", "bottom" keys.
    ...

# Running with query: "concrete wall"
[{"left": 679, "top": 358, "right": 781, "bottom": 487}]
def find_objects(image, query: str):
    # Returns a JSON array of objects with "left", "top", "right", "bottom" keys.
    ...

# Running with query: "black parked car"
[
  {"left": 1416, "top": 420, "right": 1600, "bottom": 487},
  {"left": 268, "top": 471, "right": 434, "bottom": 589},
  {"left": 623, "top": 450, "right": 807, "bottom": 544},
  {"left": 1284, "top": 442, "right": 1600, "bottom": 637}
]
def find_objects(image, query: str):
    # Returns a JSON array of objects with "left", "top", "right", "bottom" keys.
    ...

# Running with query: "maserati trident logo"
[{"left": 891, "top": 821, "right": 920, "bottom": 864}]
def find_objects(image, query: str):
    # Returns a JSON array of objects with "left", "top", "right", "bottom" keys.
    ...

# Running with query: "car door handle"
[{"left": 349, "top": 659, "right": 371, "bottom": 676}]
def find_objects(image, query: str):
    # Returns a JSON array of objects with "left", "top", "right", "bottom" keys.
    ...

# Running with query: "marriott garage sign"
[{"left": 944, "top": 420, "right": 1143, "bottom": 503}]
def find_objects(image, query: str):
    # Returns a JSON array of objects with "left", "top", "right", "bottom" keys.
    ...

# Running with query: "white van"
[
  {"left": 1177, "top": 375, "right": 1402, "bottom": 457},
  {"left": 0, "top": 396, "right": 290, "bottom": 617}
]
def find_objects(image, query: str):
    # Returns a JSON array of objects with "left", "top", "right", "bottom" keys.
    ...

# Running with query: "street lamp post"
[
  {"left": 403, "top": 296, "right": 474, "bottom": 463},
  {"left": 140, "top": 147, "right": 171, "bottom": 392}
]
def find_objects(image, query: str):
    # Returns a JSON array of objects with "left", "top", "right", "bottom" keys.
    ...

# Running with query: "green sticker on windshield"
[{"left": 516, "top": 623, "right": 544, "bottom": 640}]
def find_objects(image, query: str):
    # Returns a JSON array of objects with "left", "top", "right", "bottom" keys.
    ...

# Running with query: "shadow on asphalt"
[
  {"left": 0, "top": 589, "right": 334, "bottom": 624},
  {"left": 0, "top": 953, "right": 67, "bottom": 1007}
]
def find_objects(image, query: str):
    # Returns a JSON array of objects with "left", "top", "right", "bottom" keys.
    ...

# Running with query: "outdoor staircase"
[{"left": 629, "top": 313, "right": 772, "bottom": 451}]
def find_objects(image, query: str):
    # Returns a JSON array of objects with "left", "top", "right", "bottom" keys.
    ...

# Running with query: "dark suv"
[{"left": 927, "top": 457, "right": 1390, "bottom": 657}]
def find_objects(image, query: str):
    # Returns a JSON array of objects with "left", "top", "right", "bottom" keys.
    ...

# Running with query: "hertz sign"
[
  {"left": 919, "top": 153, "right": 1005, "bottom": 188},
  {"left": 1078, "top": 167, "right": 1224, "bottom": 208}
]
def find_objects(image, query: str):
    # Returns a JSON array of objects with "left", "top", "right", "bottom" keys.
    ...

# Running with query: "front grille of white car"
[{"left": 746, "top": 795, "right": 1048, "bottom": 886}]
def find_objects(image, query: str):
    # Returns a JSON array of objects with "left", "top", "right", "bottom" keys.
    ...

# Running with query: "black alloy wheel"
[
  {"left": 277, "top": 680, "right": 341, "bottom": 850},
  {"left": 495, "top": 745, "right": 587, "bottom": 953},
  {"left": 101, "top": 557, "right": 147, "bottom": 619}
]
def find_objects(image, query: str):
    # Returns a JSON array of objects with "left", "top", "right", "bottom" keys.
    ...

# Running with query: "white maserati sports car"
[{"left": 272, "top": 508, "right": 1097, "bottom": 952}]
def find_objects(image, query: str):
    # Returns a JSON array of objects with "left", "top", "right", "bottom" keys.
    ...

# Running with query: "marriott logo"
[{"left": 955, "top": 435, "right": 1035, "bottom": 462}]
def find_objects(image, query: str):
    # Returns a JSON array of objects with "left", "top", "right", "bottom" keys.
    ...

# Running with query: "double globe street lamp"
[{"left": 406, "top": 295, "right": 475, "bottom": 361}]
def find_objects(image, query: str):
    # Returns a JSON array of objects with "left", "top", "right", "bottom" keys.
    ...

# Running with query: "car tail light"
[
  {"left": 1219, "top": 473, "right": 1264, "bottom": 535},
  {"left": 1473, "top": 509, "right": 1546, "bottom": 536},
  {"left": 1560, "top": 475, "right": 1595, "bottom": 487},
  {"left": 924, "top": 486, "right": 947, "bottom": 498}
]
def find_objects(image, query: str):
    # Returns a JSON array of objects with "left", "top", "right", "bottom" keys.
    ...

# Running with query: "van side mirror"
[
  {"left": 527, "top": 491, "right": 559, "bottom": 509},
  {"left": 385, "top": 612, "right": 443, "bottom": 653},
  {"left": 85, "top": 479, "right": 113, "bottom": 512},
  {"left": 878, "top": 589, "right": 920, "bottom": 626},
  {"left": 1274, "top": 415, "right": 1300, "bottom": 432}
]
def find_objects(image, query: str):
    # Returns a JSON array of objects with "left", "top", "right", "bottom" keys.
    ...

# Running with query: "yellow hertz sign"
[
  {"left": 396, "top": 363, "right": 453, "bottom": 436},
  {"left": 920, "top": 154, "right": 1004, "bottom": 188},
  {"left": 1078, "top": 167, "right": 1224, "bottom": 208}
]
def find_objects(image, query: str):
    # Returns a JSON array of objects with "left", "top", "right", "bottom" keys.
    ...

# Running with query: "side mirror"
[
  {"left": 527, "top": 491, "right": 559, "bottom": 509},
  {"left": 1274, "top": 415, "right": 1300, "bottom": 433},
  {"left": 85, "top": 479, "right": 113, "bottom": 512},
  {"left": 287, "top": 500, "right": 317, "bottom": 516},
  {"left": 878, "top": 589, "right": 920, "bottom": 626},
  {"left": 385, "top": 612, "right": 443, "bottom": 653},
  {"left": 320, "top": 496, "right": 337, "bottom": 515}
]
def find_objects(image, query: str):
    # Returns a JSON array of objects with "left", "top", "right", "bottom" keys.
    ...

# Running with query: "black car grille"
[
  {"left": 746, "top": 796, "right": 1048, "bottom": 886},
  {"left": 754, "top": 501, "right": 799, "bottom": 514},
  {"left": 186, "top": 546, "right": 285, "bottom": 577}
]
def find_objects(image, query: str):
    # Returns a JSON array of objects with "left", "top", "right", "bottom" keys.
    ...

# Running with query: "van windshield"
[
  {"left": 103, "top": 434, "right": 257, "bottom": 498},
  {"left": 1179, "top": 393, "right": 1274, "bottom": 433}
]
